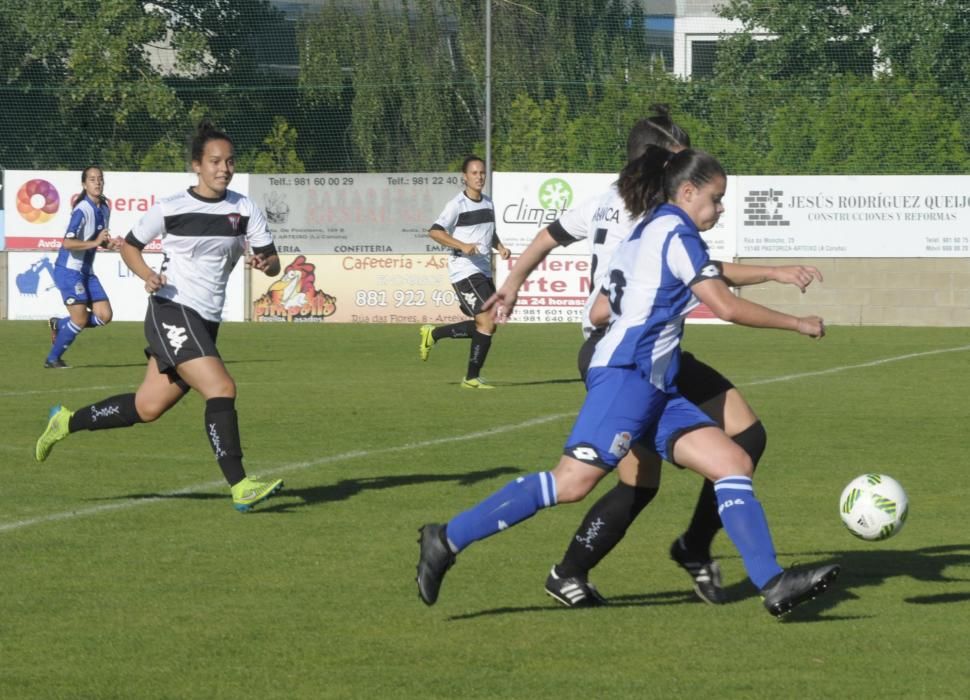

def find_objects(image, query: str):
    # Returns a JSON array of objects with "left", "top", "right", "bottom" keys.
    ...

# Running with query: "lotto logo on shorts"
[
  {"left": 608, "top": 431, "right": 632, "bottom": 459},
  {"left": 570, "top": 446, "right": 599, "bottom": 463},
  {"left": 163, "top": 323, "right": 188, "bottom": 355}
]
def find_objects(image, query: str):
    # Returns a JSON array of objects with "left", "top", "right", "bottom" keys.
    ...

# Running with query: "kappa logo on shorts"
[
  {"left": 608, "top": 431, "right": 632, "bottom": 459},
  {"left": 163, "top": 322, "right": 188, "bottom": 354},
  {"left": 462, "top": 291, "right": 478, "bottom": 309}
]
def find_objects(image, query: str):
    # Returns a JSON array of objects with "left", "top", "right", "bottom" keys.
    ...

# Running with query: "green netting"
[{"left": 1, "top": 1, "right": 968, "bottom": 175}]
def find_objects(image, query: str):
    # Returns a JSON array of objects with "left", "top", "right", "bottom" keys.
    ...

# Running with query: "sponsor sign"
[
  {"left": 3, "top": 170, "right": 249, "bottom": 250},
  {"left": 247, "top": 173, "right": 460, "bottom": 254},
  {"left": 7, "top": 251, "right": 245, "bottom": 322},
  {"left": 251, "top": 254, "right": 467, "bottom": 324},
  {"left": 737, "top": 175, "right": 970, "bottom": 257},
  {"left": 491, "top": 172, "right": 736, "bottom": 260}
]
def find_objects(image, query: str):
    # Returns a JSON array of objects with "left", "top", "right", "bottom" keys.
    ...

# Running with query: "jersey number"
[
  {"left": 589, "top": 228, "right": 608, "bottom": 290},
  {"left": 607, "top": 269, "right": 627, "bottom": 315}
]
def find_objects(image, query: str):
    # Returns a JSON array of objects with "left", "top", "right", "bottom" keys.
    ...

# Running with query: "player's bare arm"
[
  {"left": 121, "top": 240, "right": 167, "bottom": 293},
  {"left": 720, "top": 262, "right": 823, "bottom": 292},
  {"left": 692, "top": 277, "right": 824, "bottom": 338},
  {"left": 483, "top": 228, "right": 560, "bottom": 319},
  {"left": 429, "top": 226, "right": 477, "bottom": 256}
]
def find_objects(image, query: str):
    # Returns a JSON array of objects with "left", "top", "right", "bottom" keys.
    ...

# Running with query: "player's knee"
[
  {"left": 475, "top": 317, "right": 496, "bottom": 334},
  {"left": 551, "top": 461, "right": 601, "bottom": 503},
  {"left": 96, "top": 311, "right": 113, "bottom": 325},
  {"left": 134, "top": 399, "right": 166, "bottom": 423},
  {"left": 731, "top": 420, "right": 767, "bottom": 469}
]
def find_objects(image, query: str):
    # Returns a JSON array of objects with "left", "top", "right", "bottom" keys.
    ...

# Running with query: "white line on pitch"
[
  {"left": 740, "top": 343, "right": 970, "bottom": 386},
  {"left": 0, "top": 412, "right": 574, "bottom": 534},
  {"left": 2, "top": 342, "right": 968, "bottom": 535}
]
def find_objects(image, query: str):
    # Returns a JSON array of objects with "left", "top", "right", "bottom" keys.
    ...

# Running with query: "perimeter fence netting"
[{"left": 2, "top": 0, "right": 969, "bottom": 174}]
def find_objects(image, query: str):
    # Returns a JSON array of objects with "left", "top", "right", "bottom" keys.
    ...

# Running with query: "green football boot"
[
  {"left": 231, "top": 477, "right": 284, "bottom": 512},
  {"left": 35, "top": 405, "right": 73, "bottom": 462}
]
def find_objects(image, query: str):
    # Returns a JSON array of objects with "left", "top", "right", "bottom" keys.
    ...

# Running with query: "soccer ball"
[{"left": 839, "top": 474, "right": 909, "bottom": 541}]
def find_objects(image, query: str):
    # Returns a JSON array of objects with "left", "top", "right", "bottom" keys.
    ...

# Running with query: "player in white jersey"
[
  {"left": 45, "top": 167, "right": 124, "bottom": 368},
  {"left": 481, "top": 110, "right": 821, "bottom": 607},
  {"left": 35, "top": 121, "right": 285, "bottom": 513},
  {"left": 417, "top": 155, "right": 510, "bottom": 389},
  {"left": 418, "top": 147, "right": 840, "bottom": 618}
]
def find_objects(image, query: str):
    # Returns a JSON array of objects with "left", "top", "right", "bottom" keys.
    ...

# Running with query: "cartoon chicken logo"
[{"left": 254, "top": 255, "right": 337, "bottom": 322}]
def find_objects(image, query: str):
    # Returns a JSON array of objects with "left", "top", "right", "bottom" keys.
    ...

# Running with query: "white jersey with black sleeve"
[
  {"left": 432, "top": 191, "right": 495, "bottom": 283},
  {"left": 126, "top": 188, "right": 274, "bottom": 322},
  {"left": 589, "top": 203, "right": 723, "bottom": 392},
  {"left": 547, "top": 184, "right": 637, "bottom": 338}
]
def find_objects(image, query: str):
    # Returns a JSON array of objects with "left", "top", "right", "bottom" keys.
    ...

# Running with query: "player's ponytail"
[
  {"left": 191, "top": 120, "right": 234, "bottom": 162},
  {"left": 618, "top": 145, "right": 672, "bottom": 218},
  {"left": 662, "top": 149, "right": 726, "bottom": 202},
  {"left": 626, "top": 105, "right": 691, "bottom": 162}
]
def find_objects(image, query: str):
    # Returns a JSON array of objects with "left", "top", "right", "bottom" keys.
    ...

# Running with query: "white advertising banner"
[
  {"left": 736, "top": 175, "right": 970, "bottom": 257},
  {"left": 247, "top": 172, "right": 460, "bottom": 254},
  {"left": 7, "top": 251, "right": 245, "bottom": 322},
  {"left": 3, "top": 170, "right": 250, "bottom": 251},
  {"left": 492, "top": 172, "right": 737, "bottom": 259}
]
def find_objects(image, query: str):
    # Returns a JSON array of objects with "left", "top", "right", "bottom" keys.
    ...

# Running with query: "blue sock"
[
  {"left": 714, "top": 476, "right": 783, "bottom": 589},
  {"left": 446, "top": 472, "right": 557, "bottom": 552},
  {"left": 47, "top": 320, "right": 81, "bottom": 362},
  {"left": 85, "top": 315, "right": 105, "bottom": 328}
]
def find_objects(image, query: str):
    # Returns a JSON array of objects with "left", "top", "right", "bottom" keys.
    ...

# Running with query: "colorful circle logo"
[
  {"left": 16, "top": 179, "right": 60, "bottom": 224},
  {"left": 537, "top": 178, "right": 573, "bottom": 210}
]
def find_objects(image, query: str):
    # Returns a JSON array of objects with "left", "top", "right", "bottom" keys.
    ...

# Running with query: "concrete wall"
[{"left": 736, "top": 258, "right": 970, "bottom": 326}]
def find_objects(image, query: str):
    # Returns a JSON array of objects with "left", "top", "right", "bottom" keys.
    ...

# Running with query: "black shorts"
[
  {"left": 452, "top": 273, "right": 496, "bottom": 317},
  {"left": 576, "top": 333, "right": 735, "bottom": 405},
  {"left": 144, "top": 296, "right": 222, "bottom": 376}
]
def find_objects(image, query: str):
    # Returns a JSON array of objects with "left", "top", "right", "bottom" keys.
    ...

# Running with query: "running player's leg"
[
  {"left": 461, "top": 274, "right": 497, "bottom": 386},
  {"left": 35, "top": 356, "right": 185, "bottom": 462},
  {"left": 417, "top": 366, "right": 655, "bottom": 605},
  {"left": 46, "top": 303, "right": 88, "bottom": 367}
]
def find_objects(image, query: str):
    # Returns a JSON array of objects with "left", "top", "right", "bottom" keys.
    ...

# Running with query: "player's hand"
[
  {"left": 144, "top": 272, "right": 167, "bottom": 293},
  {"left": 247, "top": 253, "right": 269, "bottom": 271},
  {"left": 796, "top": 315, "right": 825, "bottom": 339},
  {"left": 496, "top": 244, "right": 511, "bottom": 260},
  {"left": 773, "top": 265, "right": 823, "bottom": 292},
  {"left": 96, "top": 230, "right": 113, "bottom": 249},
  {"left": 482, "top": 288, "right": 518, "bottom": 323},
  {"left": 460, "top": 242, "right": 478, "bottom": 256},
  {"left": 109, "top": 236, "right": 125, "bottom": 251}
]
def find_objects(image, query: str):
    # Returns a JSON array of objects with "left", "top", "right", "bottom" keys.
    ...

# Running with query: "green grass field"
[{"left": 1, "top": 320, "right": 968, "bottom": 699}]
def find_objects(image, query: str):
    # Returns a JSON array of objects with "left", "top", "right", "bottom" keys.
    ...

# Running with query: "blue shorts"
[
  {"left": 563, "top": 366, "right": 716, "bottom": 470},
  {"left": 53, "top": 266, "right": 108, "bottom": 306}
]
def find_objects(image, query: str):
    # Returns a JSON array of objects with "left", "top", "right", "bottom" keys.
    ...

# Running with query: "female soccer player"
[
  {"left": 45, "top": 166, "right": 123, "bottom": 368},
  {"left": 418, "top": 155, "right": 510, "bottom": 389},
  {"left": 484, "top": 110, "right": 821, "bottom": 607},
  {"left": 35, "top": 121, "right": 285, "bottom": 512},
  {"left": 417, "top": 148, "right": 839, "bottom": 617}
]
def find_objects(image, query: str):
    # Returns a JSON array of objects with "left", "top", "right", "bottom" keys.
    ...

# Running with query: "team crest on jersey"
[
  {"left": 226, "top": 213, "right": 241, "bottom": 231},
  {"left": 74, "top": 281, "right": 85, "bottom": 295},
  {"left": 608, "top": 431, "right": 632, "bottom": 459}
]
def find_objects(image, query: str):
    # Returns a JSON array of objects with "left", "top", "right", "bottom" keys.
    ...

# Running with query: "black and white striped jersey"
[
  {"left": 547, "top": 184, "right": 636, "bottom": 337},
  {"left": 431, "top": 191, "right": 495, "bottom": 282},
  {"left": 127, "top": 188, "right": 274, "bottom": 321}
]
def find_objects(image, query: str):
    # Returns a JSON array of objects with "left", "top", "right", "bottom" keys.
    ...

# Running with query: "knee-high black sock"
[
  {"left": 205, "top": 397, "right": 245, "bottom": 487},
  {"left": 465, "top": 330, "right": 493, "bottom": 380},
  {"left": 431, "top": 320, "right": 476, "bottom": 341},
  {"left": 68, "top": 394, "right": 144, "bottom": 432},
  {"left": 557, "top": 482, "right": 659, "bottom": 579},
  {"left": 682, "top": 420, "right": 767, "bottom": 557}
]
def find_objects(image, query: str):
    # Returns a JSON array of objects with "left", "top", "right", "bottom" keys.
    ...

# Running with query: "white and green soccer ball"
[{"left": 839, "top": 474, "right": 909, "bottom": 541}]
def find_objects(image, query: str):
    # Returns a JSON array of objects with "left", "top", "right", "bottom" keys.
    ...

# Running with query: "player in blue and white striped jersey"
[
  {"left": 35, "top": 121, "right": 285, "bottom": 513},
  {"left": 418, "top": 148, "right": 839, "bottom": 617},
  {"left": 418, "top": 155, "right": 510, "bottom": 389},
  {"left": 482, "top": 111, "right": 822, "bottom": 608},
  {"left": 45, "top": 167, "right": 123, "bottom": 369}
]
